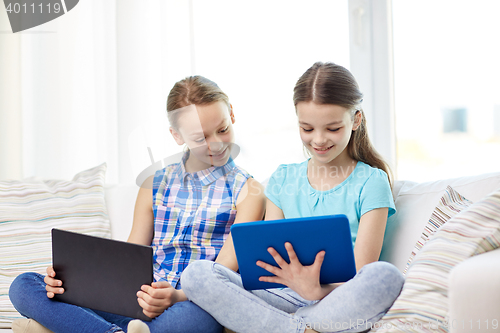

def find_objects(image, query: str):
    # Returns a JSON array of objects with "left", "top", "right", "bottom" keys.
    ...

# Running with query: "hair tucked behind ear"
[
  {"left": 166, "top": 76, "right": 230, "bottom": 129},
  {"left": 293, "top": 62, "right": 393, "bottom": 186}
]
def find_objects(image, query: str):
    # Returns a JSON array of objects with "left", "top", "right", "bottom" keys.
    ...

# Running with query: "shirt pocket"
[
  {"left": 152, "top": 205, "right": 184, "bottom": 246},
  {"left": 193, "top": 205, "right": 236, "bottom": 244}
]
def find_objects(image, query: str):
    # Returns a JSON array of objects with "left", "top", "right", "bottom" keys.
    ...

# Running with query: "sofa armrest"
[{"left": 448, "top": 248, "right": 500, "bottom": 332}]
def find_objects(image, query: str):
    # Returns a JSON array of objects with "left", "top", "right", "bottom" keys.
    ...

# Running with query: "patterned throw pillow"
[
  {"left": 403, "top": 186, "right": 473, "bottom": 274},
  {"left": 0, "top": 164, "right": 111, "bottom": 328},
  {"left": 373, "top": 187, "right": 500, "bottom": 333}
]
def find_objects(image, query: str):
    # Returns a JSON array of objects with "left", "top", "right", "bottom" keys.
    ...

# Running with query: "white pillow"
[
  {"left": 403, "top": 186, "right": 472, "bottom": 274},
  {"left": 380, "top": 172, "right": 500, "bottom": 272},
  {"left": 0, "top": 164, "right": 111, "bottom": 328},
  {"left": 374, "top": 187, "right": 500, "bottom": 332}
]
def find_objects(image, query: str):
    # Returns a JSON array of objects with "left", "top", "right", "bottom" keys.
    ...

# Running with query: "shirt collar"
[{"left": 173, "top": 151, "right": 236, "bottom": 186}]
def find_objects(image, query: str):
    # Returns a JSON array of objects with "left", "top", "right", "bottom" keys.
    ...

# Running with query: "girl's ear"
[
  {"left": 229, "top": 104, "right": 235, "bottom": 124},
  {"left": 352, "top": 110, "right": 362, "bottom": 131},
  {"left": 169, "top": 127, "right": 185, "bottom": 146}
]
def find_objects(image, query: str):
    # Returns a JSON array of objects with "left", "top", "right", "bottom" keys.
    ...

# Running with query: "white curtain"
[
  {"left": 1, "top": 0, "right": 122, "bottom": 182},
  {"left": 0, "top": 0, "right": 184, "bottom": 183},
  {"left": 0, "top": 0, "right": 205, "bottom": 183},
  {"left": 2, "top": 1, "right": 394, "bottom": 184}
]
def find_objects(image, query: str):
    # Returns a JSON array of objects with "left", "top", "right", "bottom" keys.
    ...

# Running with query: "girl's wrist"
[
  {"left": 316, "top": 283, "right": 338, "bottom": 300},
  {"left": 299, "top": 284, "right": 330, "bottom": 301},
  {"left": 173, "top": 289, "right": 188, "bottom": 304}
]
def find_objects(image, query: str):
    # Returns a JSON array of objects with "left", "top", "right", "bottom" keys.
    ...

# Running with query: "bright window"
[{"left": 393, "top": 1, "right": 500, "bottom": 181}]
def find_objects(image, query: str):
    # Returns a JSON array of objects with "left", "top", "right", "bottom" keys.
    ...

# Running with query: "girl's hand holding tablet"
[
  {"left": 256, "top": 242, "right": 332, "bottom": 301},
  {"left": 137, "top": 281, "right": 187, "bottom": 319},
  {"left": 44, "top": 266, "right": 64, "bottom": 298}
]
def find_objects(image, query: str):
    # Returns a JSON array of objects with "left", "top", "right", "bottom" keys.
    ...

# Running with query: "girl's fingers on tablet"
[
  {"left": 267, "top": 247, "right": 287, "bottom": 267},
  {"left": 46, "top": 266, "right": 56, "bottom": 277},
  {"left": 137, "top": 298, "right": 162, "bottom": 318},
  {"left": 284, "top": 242, "right": 299, "bottom": 264},
  {"left": 137, "top": 289, "right": 161, "bottom": 307},
  {"left": 313, "top": 250, "right": 326, "bottom": 269},
  {"left": 44, "top": 266, "right": 64, "bottom": 297},
  {"left": 256, "top": 260, "right": 280, "bottom": 275},
  {"left": 45, "top": 284, "right": 64, "bottom": 297},
  {"left": 258, "top": 275, "right": 282, "bottom": 284},
  {"left": 44, "top": 275, "right": 62, "bottom": 287}
]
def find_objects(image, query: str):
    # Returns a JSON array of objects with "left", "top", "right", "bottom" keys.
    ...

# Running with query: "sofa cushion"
[
  {"left": 374, "top": 187, "right": 500, "bottom": 332},
  {"left": 380, "top": 172, "right": 500, "bottom": 272},
  {"left": 0, "top": 164, "right": 111, "bottom": 329},
  {"left": 403, "top": 186, "right": 472, "bottom": 274}
]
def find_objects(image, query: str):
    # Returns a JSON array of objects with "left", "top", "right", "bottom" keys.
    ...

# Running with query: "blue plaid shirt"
[{"left": 151, "top": 152, "right": 251, "bottom": 288}]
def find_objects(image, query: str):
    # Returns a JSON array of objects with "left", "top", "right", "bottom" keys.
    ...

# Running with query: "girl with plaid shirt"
[{"left": 10, "top": 76, "right": 265, "bottom": 333}]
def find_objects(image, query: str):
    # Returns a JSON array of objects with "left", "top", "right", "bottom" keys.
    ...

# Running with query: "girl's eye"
[
  {"left": 328, "top": 128, "right": 341, "bottom": 132},
  {"left": 301, "top": 128, "right": 313, "bottom": 132},
  {"left": 219, "top": 126, "right": 229, "bottom": 133},
  {"left": 195, "top": 138, "right": 205, "bottom": 143}
]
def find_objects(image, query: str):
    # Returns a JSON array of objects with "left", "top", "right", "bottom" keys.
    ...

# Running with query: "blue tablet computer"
[{"left": 230, "top": 214, "right": 356, "bottom": 290}]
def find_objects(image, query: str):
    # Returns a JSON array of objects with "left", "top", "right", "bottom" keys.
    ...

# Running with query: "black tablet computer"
[{"left": 51, "top": 228, "right": 153, "bottom": 321}]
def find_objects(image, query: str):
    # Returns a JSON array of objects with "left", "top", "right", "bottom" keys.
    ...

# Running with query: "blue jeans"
[
  {"left": 9, "top": 272, "right": 223, "bottom": 333},
  {"left": 181, "top": 260, "right": 404, "bottom": 333}
]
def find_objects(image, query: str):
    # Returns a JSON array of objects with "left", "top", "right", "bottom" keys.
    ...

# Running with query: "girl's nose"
[
  {"left": 314, "top": 133, "right": 327, "bottom": 146},
  {"left": 208, "top": 139, "right": 224, "bottom": 152}
]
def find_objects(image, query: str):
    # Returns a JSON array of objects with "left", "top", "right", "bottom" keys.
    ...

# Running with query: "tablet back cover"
[
  {"left": 52, "top": 228, "right": 153, "bottom": 321},
  {"left": 231, "top": 214, "right": 356, "bottom": 290}
]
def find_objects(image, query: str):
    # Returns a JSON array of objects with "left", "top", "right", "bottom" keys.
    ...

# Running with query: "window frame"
[{"left": 348, "top": 0, "right": 396, "bottom": 173}]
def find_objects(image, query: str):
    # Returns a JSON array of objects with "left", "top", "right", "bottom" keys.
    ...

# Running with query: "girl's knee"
[
  {"left": 359, "top": 262, "right": 404, "bottom": 292},
  {"left": 9, "top": 272, "right": 45, "bottom": 312},
  {"left": 362, "top": 261, "right": 402, "bottom": 277},
  {"left": 10, "top": 272, "right": 43, "bottom": 297},
  {"left": 181, "top": 260, "right": 214, "bottom": 296},
  {"left": 379, "top": 262, "right": 404, "bottom": 288}
]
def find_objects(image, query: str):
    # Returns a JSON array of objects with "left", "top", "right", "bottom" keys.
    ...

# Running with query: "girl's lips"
[
  {"left": 313, "top": 145, "right": 334, "bottom": 154},
  {"left": 210, "top": 147, "right": 228, "bottom": 159}
]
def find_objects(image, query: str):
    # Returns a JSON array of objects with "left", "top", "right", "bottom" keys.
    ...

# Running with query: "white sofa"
[{"left": 2, "top": 173, "right": 500, "bottom": 333}]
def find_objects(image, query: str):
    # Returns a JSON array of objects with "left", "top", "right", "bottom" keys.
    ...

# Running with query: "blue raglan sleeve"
[
  {"left": 264, "top": 164, "right": 288, "bottom": 210},
  {"left": 359, "top": 168, "right": 396, "bottom": 218}
]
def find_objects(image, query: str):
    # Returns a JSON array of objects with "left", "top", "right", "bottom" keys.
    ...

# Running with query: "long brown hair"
[
  {"left": 166, "top": 76, "right": 230, "bottom": 129},
  {"left": 293, "top": 62, "right": 392, "bottom": 186}
]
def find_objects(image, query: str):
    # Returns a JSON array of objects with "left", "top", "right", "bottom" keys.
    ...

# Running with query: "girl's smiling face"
[
  {"left": 170, "top": 101, "right": 235, "bottom": 172},
  {"left": 296, "top": 101, "right": 361, "bottom": 166}
]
